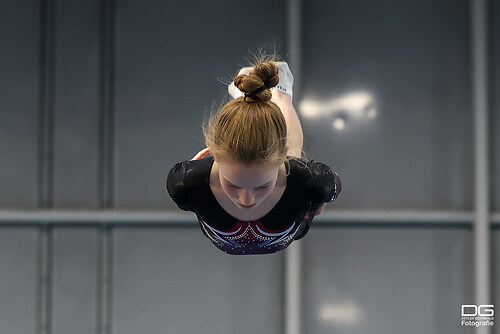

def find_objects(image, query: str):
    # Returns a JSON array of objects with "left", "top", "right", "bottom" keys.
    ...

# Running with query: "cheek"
[
  {"left": 262, "top": 178, "right": 278, "bottom": 197},
  {"left": 256, "top": 187, "right": 274, "bottom": 199},
  {"left": 221, "top": 184, "right": 238, "bottom": 198}
]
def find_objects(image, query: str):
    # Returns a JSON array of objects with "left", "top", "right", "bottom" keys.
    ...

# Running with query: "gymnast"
[{"left": 166, "top": 60, "right": 341, "bottom": 255}]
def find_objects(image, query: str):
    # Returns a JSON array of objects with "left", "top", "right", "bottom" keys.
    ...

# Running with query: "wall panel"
[
  {"left": 52, "top": 228, "right": 98, "bottom": 334},
  {"left": 0, "top": 228, "right": 38, "bottom": 334},
  {"left": 302, "top": 227, "right": 473, "bottom": 334},
  {"left": 0, "top": 0, "right": 40, "bottom": 208},
  {"left": 490, "top": 0, "right": 500, "bottom": 211},
  {"left": 112, "top": 227, "right": 283, "bottom": 334},
  {"left": 493, "top": 229, "right": 499, "bottom": 334},
  {"left": 301, "top": 0, "right": 472, "bottom": 210},
  {"left": 114, "top": 0, "right": 287, "bottom": 209},
  {"left": 53, "top": 0, "right": 101, "bottom": 208}
]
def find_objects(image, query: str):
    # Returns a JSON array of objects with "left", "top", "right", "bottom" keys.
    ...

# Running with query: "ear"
[{"left": 285, "top": 143, "right": 290, "bottom": 154}]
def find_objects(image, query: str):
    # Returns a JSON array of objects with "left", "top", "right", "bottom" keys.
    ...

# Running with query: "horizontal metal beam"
[
  {"left": 315, "top": 210, "right": 475, "bottom": 225},
  {"left": 0, "top": 211, "right": 194, "bottom": 225},
  {"left": 0, "top": 210, "right": 496, "bottom": 227}
]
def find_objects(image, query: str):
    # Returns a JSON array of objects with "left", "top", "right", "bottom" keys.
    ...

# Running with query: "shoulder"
[
  {"left": 288, "top": 157, "right": 341, "bottom": 206},
  {"left": 287, "top": 156, "right": 328, "bottom": 184},
  {"left": 166, "top": 157, "right": 214, "bottom": 211}
]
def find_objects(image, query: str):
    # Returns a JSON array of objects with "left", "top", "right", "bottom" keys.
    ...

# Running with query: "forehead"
[{"left": 218, "top": 161, "right": 278, "bottom": 186}]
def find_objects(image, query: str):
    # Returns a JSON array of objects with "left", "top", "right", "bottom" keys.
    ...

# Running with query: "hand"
[
  {"left": 272, "top": 62, "right": 294, "bottom": 99},
  {"left": 191, "top": 148, "right": 210, "bottom": 160},
  {"left": 227, "top": 62, "right": 294, "bottom": 99},
  {"left": 228, "top": 66, "right": 253, "bottom": 99}
]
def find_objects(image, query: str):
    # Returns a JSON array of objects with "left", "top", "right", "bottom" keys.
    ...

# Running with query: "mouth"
[{"left": 239, "top": 203, "right": 256, "bottom": 209}]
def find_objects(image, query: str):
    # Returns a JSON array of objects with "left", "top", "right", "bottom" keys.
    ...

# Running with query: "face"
[{"left": 217, "top": 160, "right": 280, "bottom": 209}]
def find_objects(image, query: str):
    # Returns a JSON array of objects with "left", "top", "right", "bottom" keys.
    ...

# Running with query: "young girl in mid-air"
[{"left": 167, "top": 60, "right": 341, "bottom": 255}]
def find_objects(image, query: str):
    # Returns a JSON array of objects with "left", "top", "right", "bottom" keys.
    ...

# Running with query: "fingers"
[
  {"left": 238, "top": 66, "right": 253, "bottom": 76},
  {"left": 228, "top": 66, "right": 254, "bottom": 99},
  {"left": 200, "top": 148, "right": 210, "bottom": 158},
  {"left": 191, "top": 148, "right": 210, "bottom": 160},
  {"left": 228, "top": 62, "right": 295, "bottom": 99}
]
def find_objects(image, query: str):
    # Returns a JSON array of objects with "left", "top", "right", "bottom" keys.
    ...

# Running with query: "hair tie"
[{"left": 244, "top": 85, "right": 267, "bottom": 102}]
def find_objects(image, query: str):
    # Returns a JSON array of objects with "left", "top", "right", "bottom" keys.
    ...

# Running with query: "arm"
[
  {"left": 313, "top": 203, "right": 326, "bottom": 217},
  {"left": 228, "top": 62, "right": 303, "bottom": 157},
  {"left": 271, "top": 90, "right": 304, "bottom": 158}
]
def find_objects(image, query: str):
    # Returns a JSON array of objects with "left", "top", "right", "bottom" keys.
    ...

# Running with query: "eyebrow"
[{"left": 226, "top": 179, "right": 270, "bottom": 188}]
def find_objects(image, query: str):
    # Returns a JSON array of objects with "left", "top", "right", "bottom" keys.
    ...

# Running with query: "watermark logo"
[{"left": 461, "top": 305, "right": 494, "bottom": 327}]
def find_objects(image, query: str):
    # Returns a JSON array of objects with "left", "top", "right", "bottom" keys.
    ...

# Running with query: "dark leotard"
[{"left": 166, "top": 156, "right": 341, "bottom": 255}]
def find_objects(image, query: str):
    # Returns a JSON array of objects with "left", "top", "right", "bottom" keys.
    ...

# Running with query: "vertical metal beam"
[
  {"left": 285, "top": 1, "right": 303, "bottom": 334},
  {"left": 287, "top": 0, "right": 302, "bottom": 102},
  {"left": 471, "top": 1, "right": 490, "bottom": 334},
  {"left": 98, "top": 0, "right": 116, "bottom": 208},
  {"left": 36, "top": 226, "right": 53, "bottom": 334},
  {"left": 96, "top": 226, "right": 113, "bottom": 334},
  {"left": 284, "top": 242, "right": 302, "bottom": 334},
  {"left": 38, "top": 0, "right": 56, "bottom": 208}
]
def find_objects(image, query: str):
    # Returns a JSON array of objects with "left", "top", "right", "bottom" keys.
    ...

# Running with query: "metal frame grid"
[{"left": 0, "top": 0, "right": 494, "bottom": 333}]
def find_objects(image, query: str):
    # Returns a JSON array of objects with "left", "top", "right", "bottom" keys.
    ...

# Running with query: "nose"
[{"left": 238, "top": 190, "right": 255, "bottom": 206}]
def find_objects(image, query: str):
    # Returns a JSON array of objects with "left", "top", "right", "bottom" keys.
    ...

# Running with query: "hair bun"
[
  {"left": 253, "top": 62, "right": 279, "bottom": 88},
  {"left": 233, "top": 62, "right": 279, "bottom": 103}
]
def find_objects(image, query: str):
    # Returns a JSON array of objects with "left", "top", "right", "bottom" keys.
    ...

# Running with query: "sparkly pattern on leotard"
[{"left": 198, "top": 215, "right": 306, "bottom": 255}]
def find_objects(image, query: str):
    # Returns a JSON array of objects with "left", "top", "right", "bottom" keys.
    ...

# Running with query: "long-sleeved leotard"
[{"left": 166, "top": 156, "right": 341, "bottom": 255}]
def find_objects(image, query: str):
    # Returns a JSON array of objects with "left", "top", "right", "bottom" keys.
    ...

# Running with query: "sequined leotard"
[{"left": 166, "top": 156, "right": 341, "bottom": 255}]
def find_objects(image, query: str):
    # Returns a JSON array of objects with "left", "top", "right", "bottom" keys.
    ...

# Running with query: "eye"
[{"left": 257, "top": 184, "right": 269, "bottom": 189}]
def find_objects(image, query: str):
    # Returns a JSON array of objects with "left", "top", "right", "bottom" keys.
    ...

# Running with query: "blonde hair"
[{"left": 203, "top": 61, "right": 288, "bottom": 168}]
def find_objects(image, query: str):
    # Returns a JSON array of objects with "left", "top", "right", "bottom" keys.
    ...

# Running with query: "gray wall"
[
  {"left": 0, "top": 0, "right": 287, "bottom": 209},
  {"left": 0, "top": 0, "right": 487, "bottom": 213},
  {"left": 492, "top": 0, "right": 500, "bottom": 211},
  {"left": 0, "top": 0, "right": 498, "bottom": 333},
  {"left": 301, "top": 0, "right": 472, "bottom": 211},
  {"left": 0, "top": 224, "right": 484, "bottom": 334}
]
